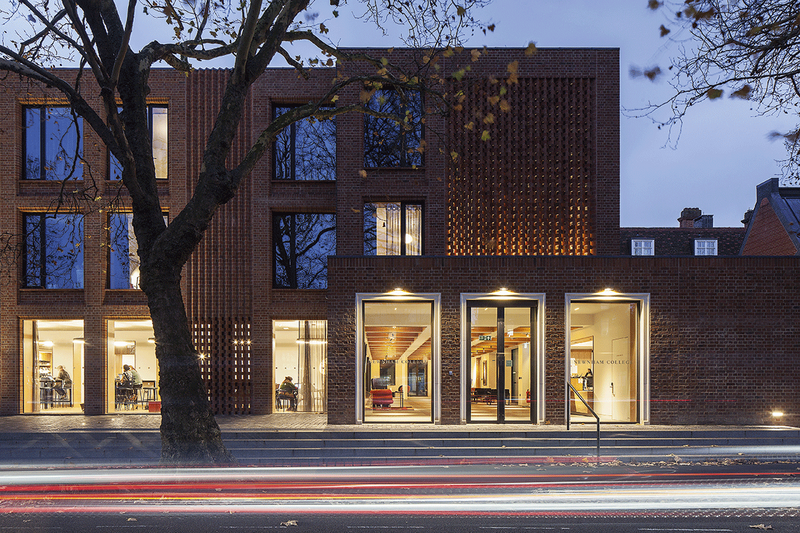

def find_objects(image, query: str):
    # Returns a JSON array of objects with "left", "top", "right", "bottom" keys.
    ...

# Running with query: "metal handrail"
[{"left": 567, "top": 382, "right": 600, "bottom": 460}]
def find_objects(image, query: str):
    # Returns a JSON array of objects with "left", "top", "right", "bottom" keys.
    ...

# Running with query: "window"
[
  {"left": 24, "top": 106, "right": 84, "bottom": 180},
  {"left": 108, "top": 213, "right": 168, "bottom": 289},
  {"left": 364, "top": 89, "right": 423, "bottom": 168},
  {"left": 110, "top": 106, "right": 168, "bottom": 180},
  {"left": 363, "top": 202, "right": 422, "bottom": 255},
  {"left": 695, "top": 239, "right": 718, "bottom": 256},
  {"left": 273, "top": 213, "right": 336, "bottom": 289},
  {"left": 274, "top": 106, "right": 336, "bottom": 180},
  {"left": 631, "top": 239, "right": 654, "bottom": 256},
  {"left": 24, "top": 213, "right": 84, "bottom": 289}
]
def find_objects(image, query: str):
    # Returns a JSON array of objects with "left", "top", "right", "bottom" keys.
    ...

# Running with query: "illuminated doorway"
[
  {"left": 463, "top": 294, "right": 543, "bottom": 423},
  {"left": 566, "top": 293, "right": 650, "bottom": 425}
]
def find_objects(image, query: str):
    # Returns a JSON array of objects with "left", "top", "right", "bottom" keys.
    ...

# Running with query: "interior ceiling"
[
  {"left": 470, "top": 326, "right": 531, "bottom": 357},
  {"left": 365, "top": 326, "right": 430, "bottom": 361}
]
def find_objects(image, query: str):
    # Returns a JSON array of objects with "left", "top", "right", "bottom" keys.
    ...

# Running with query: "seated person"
[
  {"left": 278, "top": 376, "right": 298, "bottom": 411},
  {"left": 121, "top": 364, "right": 143, "bottom": 402},
  {"left": 54, "top": 365, "right": 72, "bottom": 399}
]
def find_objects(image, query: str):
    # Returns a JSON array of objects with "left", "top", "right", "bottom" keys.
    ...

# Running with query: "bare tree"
[
  {"left": 0, "top": 0, "right": 494, "bottom": 464},
  {"left": 637, "top": 0, "right": 800, "bottom": 183}
]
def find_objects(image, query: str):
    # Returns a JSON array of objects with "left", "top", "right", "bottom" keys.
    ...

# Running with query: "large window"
[
  {"left": 22, "top": 319, "right": 84, "bottom": 413},
  {"left": 273, "top": 213, "right": 336, "bottom": 289},
  {"left": 364, "top": 202, "right": 422, "bottom": 255},
  {"left": 24, "top": 213, "right": 84, "bottom": 289},
  {"left": 274, "top": 106, "right": 336, "bottom": 180},
  {"left": 108, "top": 213, "right": 167, "bottom": 289},
  {"left": 24, "top": 106, "right": 84, "bottom": 180},
  {"left": 110, "top": 105, "right": 168, "bottom": 180},
  {"left": 273, "top": 320, "right": 327, "bottom": 413},
  {"left": 364, "top": 89, "right": 423, "bottom": 168}
]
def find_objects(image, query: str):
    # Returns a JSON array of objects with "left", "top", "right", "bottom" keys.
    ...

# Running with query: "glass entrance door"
[{"left": 468, "top": 302, "right": 536, "bottom": 422}]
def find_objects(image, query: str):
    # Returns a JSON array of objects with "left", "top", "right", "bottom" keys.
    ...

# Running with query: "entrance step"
[{"left": 0, "top": 427, "right": 796, "bottom": 466}]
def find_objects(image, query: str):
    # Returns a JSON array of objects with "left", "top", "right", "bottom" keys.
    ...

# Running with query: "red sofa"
[{"left": 370, "top": 389, "right": 393, "bottom": 408}]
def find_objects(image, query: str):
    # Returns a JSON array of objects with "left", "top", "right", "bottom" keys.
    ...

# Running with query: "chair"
[
  {"left": 370, "top": 389, "right": 393, "bottom": 408},
  {"left": 52, "top": 384, "right": 73, "bottom": 407},
  {"left": 275, "top": 389, "right": 297, "bottom": 411}
]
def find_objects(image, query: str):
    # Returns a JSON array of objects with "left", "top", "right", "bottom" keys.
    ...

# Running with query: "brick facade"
[{"left": 1, "top": 47, "right": 796, "bottom": 428}]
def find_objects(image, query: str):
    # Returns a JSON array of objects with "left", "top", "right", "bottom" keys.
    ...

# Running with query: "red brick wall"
[
  {"left": 327, "top": 255, "right": 800, "bottom": 426},
  {"left": 741, "top": 198, "right": 798, "bottom": 255}
]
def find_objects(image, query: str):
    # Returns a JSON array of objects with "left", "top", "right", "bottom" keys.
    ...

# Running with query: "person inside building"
[
  {"left": 54, "top": 365, "right": 72, "bottom": 399},
  {"left": 278, "top": 376, "right": 298, "bottom": 411},
  {"left": 121, "top": 364, "right": 143, "bottom": 404}
]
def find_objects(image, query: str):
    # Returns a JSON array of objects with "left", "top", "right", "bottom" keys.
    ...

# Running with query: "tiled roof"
[{"left": 620, "top": 227, "right": 746, "bottom": 256}]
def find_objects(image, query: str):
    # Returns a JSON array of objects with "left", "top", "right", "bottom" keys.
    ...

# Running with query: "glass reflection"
[
  {"left": 364, "top": 89, "right": 423, "bottom": 168},
  {"left": 274, "top": 106, "right": 336, "bottom": 180},
  {"left": 273, "top": 213, "right": 336, "bottom": 289}
]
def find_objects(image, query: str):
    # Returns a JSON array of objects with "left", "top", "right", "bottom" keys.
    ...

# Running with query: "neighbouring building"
[
  {"left": 0, "top": 48, "right": 797, "bottom": 427},
  {"left": 621, "top": 208, "right": 746, "bottom": 257}
]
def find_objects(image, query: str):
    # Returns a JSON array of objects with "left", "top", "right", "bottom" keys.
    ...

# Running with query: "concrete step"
[{"left": 0, "top": 427, "right": 796, "bottom": 466}]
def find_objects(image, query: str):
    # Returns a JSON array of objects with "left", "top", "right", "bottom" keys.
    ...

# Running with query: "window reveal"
[
  {"left": 24, "top": 106, "right": 84, "bottom": 180},
  {"left": 273, "top": 213, "right": 336, "bottom": 289},
  {"left": 274, "top": 106, "right": 336, "bottom": 180},
  {"left": 364, "top": 89, "right": 423, "bottom": 168},
  {"left": 110, "top": 106, "right": 168, "bottom": 180},
  {"left": 363, "top": 202, "right": 422, "bottom": 255},
  {"left": 24, "top": 213, "right": 84, "bottom": 289}
]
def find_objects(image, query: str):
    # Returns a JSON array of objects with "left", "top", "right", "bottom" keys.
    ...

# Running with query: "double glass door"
[{"left": 468, "top": 302, "right": 537, "bottom": 422}]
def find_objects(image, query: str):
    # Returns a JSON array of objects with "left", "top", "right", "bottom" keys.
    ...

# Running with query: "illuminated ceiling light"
[
  {"left": 493, "top": 287, "right": 514, "bottom": 296},
  {"left": 72, "top": 338, "right": 85, "bottom": 344},
  {"left": 114, "top": 341, "right": 134, "bottom": 347},
  {"left": 147, "top": 337, "right": 156, "bottom": 344},
  {"left": 597, "top": 288, "right": 620, "bottom": 296},
  {"left": 388, "top": 287, "right": 408, "bottom": 296},
  {"left": 39, "top": 340, "right": 54, "bottom": 348},
  {"left": 772, "top": 411, "right": 784, "bottom": 418},
  {"left": 198, "top": 353, "right": 206, "bottom": 359}
]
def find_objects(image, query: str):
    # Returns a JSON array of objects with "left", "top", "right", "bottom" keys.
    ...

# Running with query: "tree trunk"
[{"left": 143, "top": 268, "right": 236, "bottom": 465}]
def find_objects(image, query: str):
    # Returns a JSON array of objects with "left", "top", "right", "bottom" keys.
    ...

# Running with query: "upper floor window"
[
  {"left": 274, "top": 106, "right": 336, "bottom": 180},
  {"left": 364, "top": 89, "right": 423, "bottom": 168},
  {"left": 24, "top": 213, "right": 84, "bottom": 289},
  {"left": 631, "top": 239, "right": 654, "bottom": 256},
  {"left": 364, "top": 202, "right": 422, "bottom": 256},
  {"left": 108, "top": 212, "right": 168, "bottom": 289},
  {"left": 110, "top": 105, "right": 168, "bottom": 180},
  {"left": 273, "top": 213, "right": 336, "bottom": 289},
  {"left": 695, "top": 239, "right": 718, "bottom": 256},
  {"left": 24, "top": 106, "right": 84, "bottom": 180}
]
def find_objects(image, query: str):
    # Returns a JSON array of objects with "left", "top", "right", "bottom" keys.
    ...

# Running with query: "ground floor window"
[
  {"left": 273, "top": 320, "right": 327, "bottom": 413},
  {"left": 22, "top": 319, "right": 84, "bottom": 413},
  {"left": 357, "top": 293, "right": 439, "bottom": 423},
  {"left": 566, "top": 293, "right": 650, "bottom": 424},
  {"left": 107, "top": 320, "right": 160, "bottom": 412}
]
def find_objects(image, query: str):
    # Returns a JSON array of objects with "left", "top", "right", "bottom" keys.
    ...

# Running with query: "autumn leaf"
[
  {"left": 647, "top": 0, "right": 661, "bottom": 9},
  {"left": 499, "top": 99, "right": 511, "bottom": 113},
  {"left": 707, "top": 88, "right": 723, "bottom": 99},
  {"left": 507, "top": 60, "right": 519, "bottom": 84},
  {"left": 464, "top": 121, "right": 475, "bottom": 131},
  {"left": 730, "top": 85, "right": 752, "bottom": 99},
  {"left": 659, "top": 24, "right": 670, "bottom": 37},
  {"left": 457, "top": 5, "right": 466, "bottom": 17},
  {"left": 450, "top": 151, "right": 459, "bottom": 162},
  {"left": 483, "top": 113, "right": 495, "bottom": 124},
  {"left": 471, "top": 49, "right": 481, "bottom": 62},
  {"left": 481, "top": 130, "right": 491, "bottom": 141},
  {"left": 359, "top": 170, "right": 367, "bottom": 178},
  {"left": 487, "top": 95, "right": 500, "bottom": 106},
  {"left": 524, "top": 42, "right": 537, "bottom": 56}
]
